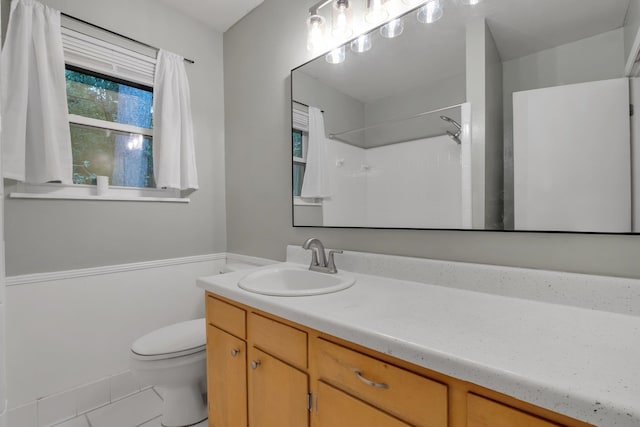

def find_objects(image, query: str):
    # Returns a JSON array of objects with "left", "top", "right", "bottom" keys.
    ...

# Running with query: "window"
[
  {"left": 66, "top": 66, "right": 155, "bottom": 188},
  {"left": 292, "top": 129, "right": 306, "bottom": 197}
]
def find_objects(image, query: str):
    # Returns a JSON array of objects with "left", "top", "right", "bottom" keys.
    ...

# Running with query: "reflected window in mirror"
[{"left": 292, "top": 129, "right": 306, "bottom": 197}]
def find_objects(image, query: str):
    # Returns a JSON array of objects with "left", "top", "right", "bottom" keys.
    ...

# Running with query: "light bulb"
[
  {"left": 307, "top": 14, "right": 326, "bottom": 52},
  {"left": 380, "top": 17, "right": 404, "bottom": 38},
  {"left": 461, "top": 0, "right": 482, "bottom": 4},
  {"left": 365, "top": 0, "right": 388, "bottom": 24},
  {"left": 417, "top": 0, "right": 443, "bottom": 24},
  {"left": 325, "top": 45, "right": 346, "bottom": 64},
  {"left": 332, "top": 0, "right": 352, "bottom": 37},
  {"left": 350, "top": 33, "right": 372, "bottom": 53}
]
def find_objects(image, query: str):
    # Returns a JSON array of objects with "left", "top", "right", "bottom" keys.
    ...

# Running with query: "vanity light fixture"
[
  {"left": 326, "top": 45, "right": 347, "bottom": 64},
  {"left": 417, "top": 0, "right": 443, "bottom": 24},
  {"left": 380, "top": 17, "right": 404, "bottom": 38},
  {"left": 350, "top": 33, "right": 373, "bottom": 53},
  {"left": 307, "top": 0, "right": 482, "bottom": 59}
]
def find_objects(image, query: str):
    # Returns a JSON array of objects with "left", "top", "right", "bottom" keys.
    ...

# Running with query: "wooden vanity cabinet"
[
  {"left": 467, "top": 394, "right": 563, "bottom": 427},
  {"left": 204, "top": 292, "right": 594, "bottom": 427},
  {"left": 247, "top": 313, "right": 309, "bottom": 427},
  {"left": 206, "top": 295, "right": 309, "bottom": 427},
  {"left": 315, "top": 381, "right": 411, "bottom": 427},
  {"left": 205, "top": 295, "right": 248, "bottom": 427},
  {"left": 206, "top": 324, "right": 247, "bottom": 427},
  {"left": 313, "top": 338, "right": 447, "bottom": 427},
  {"left": 248, "top": 347, "right": 308, "bottom": 427}
]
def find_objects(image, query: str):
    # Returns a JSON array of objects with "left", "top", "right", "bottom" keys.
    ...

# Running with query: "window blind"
[
  {"left": 61, "top": 27, "right": 156, "bottom": 87},
  {"left": 293, "top": 108, "right": 309, "bottom": 132}
]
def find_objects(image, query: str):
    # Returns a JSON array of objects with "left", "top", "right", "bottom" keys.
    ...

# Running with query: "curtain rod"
[
  {"left": 60, "top": 12, "right": 195, "bottom": 64},
  {"left": 293, "top": 100, "right": 324, "bottom": 113}
]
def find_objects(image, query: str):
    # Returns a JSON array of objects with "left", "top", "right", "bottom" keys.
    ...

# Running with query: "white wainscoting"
[{"left": 5, "top": 254, "right": 226, "bottom": 427}]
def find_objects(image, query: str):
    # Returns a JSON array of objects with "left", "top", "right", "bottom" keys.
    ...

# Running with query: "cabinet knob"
[
  {"left": 230, "top": 348, "right": 240, "bottom": 357},
  {"left": 251, "top": 360, "right": 261, "bottom": 369}
]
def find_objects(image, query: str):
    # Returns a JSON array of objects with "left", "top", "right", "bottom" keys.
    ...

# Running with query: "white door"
[{"left": 513, "top": 78, "right": 631, "bottom": 232}]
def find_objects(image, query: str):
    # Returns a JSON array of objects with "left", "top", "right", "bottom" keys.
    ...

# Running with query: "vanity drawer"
[
  {"left": 315, "top": 338, "right": 447, "bottom": 427},
  {"left": 467, "top": 394, "right": 562, "bottom": 427},
  {"left": 206, "top": 294, "right": 246, "bottom": 339},
  {"left": 248, "top": 313, "right": 307, "bottom": 369}
]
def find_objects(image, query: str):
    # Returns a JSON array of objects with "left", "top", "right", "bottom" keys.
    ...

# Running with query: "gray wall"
[
  {"left": 625, "top": 0, "right": 640, "bottom": 71},
  {"left": 2, "top": 0, "right": 227, "bottom": 275},
  {"left": 224, "top": 0, "right": 640, "bottom": 279},
  {"left": 292, "top": 70, "right": 365, "bottom": 146},
  {"left": 466, "top": 19, "right": 503, "bottom": 230},
  {"left": 502, "top": 28, "right": 625, "bottom": 229},
  {"left": 363, "top": 73, "right": 466, "bottom": 148}
]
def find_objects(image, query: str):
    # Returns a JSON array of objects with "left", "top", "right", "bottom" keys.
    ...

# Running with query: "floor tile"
[
  {"left": 38, "top": 388, "right": 76, "bottom": 427},
  {"left": 87, "top": 389, "right": 162, "bottom": 427},
  {"left": 53, "top": 415, "right": 90, "bottom": 427}
]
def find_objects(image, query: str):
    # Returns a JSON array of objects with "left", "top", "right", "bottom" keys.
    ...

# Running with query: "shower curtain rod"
[
  {"left": 60, "top": 12, "right": 195, "bottom": 64},
  {"left": 328, "top": 102, "right": 464, "bottom": 139},
  {"left": 331, "top": 132, "right": 457, "bottom": 148}
]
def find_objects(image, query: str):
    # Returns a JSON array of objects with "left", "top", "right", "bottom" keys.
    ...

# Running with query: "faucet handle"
[{"left": 327, "top": 250, "right": 343, "bottom": 274}]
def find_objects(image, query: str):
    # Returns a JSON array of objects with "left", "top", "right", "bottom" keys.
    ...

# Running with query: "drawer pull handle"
[
  {"left": 354, "top": 370, "right": 389, "bottom": 389},
  {"left": 251, "top": 360, "right": 261, "bottom": 369},
  {"left": 230, "top": 348, "right": 240, "bottom": 357}
]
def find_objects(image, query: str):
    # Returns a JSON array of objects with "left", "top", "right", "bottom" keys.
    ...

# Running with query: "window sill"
[
  {"left": 8, "top": 182, "right": 189, "bottom": 203},
  {"left": 294, "top": 197, "right": 322, "bottom": 207}
]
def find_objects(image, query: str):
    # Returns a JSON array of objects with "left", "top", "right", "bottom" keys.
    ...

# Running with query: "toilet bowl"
[{"left": 130, "top": 319, "right": 207, "bottom": 427}]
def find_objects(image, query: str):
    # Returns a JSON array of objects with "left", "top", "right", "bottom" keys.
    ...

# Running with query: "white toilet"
[{"left": 130, "top": 319, "right": 207, "bottom": 427}]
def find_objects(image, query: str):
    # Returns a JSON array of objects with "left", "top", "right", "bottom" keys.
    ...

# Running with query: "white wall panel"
[
  {"left": 5, "top": 256, "right": 223, "bottom": 409},
  {"left": 513, "top": 78, "right": 631, "bottom": 232}
]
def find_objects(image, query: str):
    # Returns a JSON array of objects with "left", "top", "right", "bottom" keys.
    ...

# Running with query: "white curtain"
[
  {"left": 301, "top": 107, "right": 331, "bottom": 198},
  {"left": 153, "top": 49, "right": 198, "bottom": 190},
  {"left": 0, "top": 0, "right": 72, "bottom": 184}
]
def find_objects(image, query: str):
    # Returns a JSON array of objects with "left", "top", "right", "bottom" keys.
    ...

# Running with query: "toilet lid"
[{"left": 131, "top": 318, "right": 205, "bottom": 357}]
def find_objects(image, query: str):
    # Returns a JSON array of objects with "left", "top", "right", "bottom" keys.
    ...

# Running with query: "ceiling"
[
  {"left": 295, "top": 0, "right": 631, "bottom": 104},
  {"left": 157, "top": 0, "right": 264, "bottom": 33}
]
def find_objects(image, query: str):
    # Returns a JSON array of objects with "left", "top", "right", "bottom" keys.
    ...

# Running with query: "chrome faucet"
[{"left": 302, "top": 238, "right": 343, "bottom": 274}]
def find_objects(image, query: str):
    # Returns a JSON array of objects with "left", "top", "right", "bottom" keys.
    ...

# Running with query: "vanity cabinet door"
[
  {"left": 248, "top": 347, "right": 309, "bottom": 427},
  {"left": 206, "top": 325, "right": 247, "bottom": 427},
  {"left": 315, "top": 381, "right": 411, "bottom": 427},
  {"left": 467, "top": 394, "right": 562, "bottom": 427}
]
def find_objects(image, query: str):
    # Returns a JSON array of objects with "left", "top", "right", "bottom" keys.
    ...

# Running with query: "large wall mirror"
[{"left": 292, "top": 0, "right": 640, "bottom": 233}]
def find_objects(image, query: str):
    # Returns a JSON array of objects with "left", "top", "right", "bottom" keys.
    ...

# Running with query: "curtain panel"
[
  {"left": 153, "top": 49, "right": 198, "bottom": 191},
  {"left": 0, "top": 0, "right": 72, "bottom": 184}
]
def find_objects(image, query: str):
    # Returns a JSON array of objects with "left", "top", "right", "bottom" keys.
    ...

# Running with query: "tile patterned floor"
[{"left": 52, "top": 388, "right": 207, "bottom": 427}]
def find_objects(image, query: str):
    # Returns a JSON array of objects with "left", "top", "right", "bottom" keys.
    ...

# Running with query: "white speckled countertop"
[{"left": 198, "top": 259, "right": 640, "bottom": 427}]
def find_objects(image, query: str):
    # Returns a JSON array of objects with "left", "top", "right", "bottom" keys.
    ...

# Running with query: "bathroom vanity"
[{"left": 198, "top": 249, "right": 640, "bottom": 427}]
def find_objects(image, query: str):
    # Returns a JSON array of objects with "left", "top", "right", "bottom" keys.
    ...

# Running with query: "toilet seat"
[{"left": 131, "top": 318, "right": 205, "bottom": 361}]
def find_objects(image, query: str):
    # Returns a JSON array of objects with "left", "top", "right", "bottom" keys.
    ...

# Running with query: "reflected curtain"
[
  {"left": 301, "top": 107, "right": 331, "bottom": 198},
  {"left": 152, "top": 49, "right": 198, "bottom": 190},
  {"left": 0, "top": 0, "right": 72, "bottom": 184}
]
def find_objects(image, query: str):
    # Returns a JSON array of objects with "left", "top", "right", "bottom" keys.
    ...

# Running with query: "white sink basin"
[{"left": 238, "top": 266, "right": 356, "bottom": 296}]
